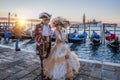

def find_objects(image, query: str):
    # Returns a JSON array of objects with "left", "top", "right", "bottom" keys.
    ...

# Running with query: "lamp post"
[
  {"left": 8, "top": 12, "right": 21, "bottom": 51},
  {"left": 8, "top": 12, "right": 10, "bottom": 29},
  {"left": 8, "top": 12, "right": 17, "bottom": 29}
]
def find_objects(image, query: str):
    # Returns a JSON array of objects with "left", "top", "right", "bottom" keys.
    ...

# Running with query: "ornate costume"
[
  {"left": 34, "top": 23, "right": 51, "bottom": 80},
  {"left": 35, "top": 12, "right": 52, "bottom": 58},
  {"left": 35, "top": 23, "right": 51, "bottom": 58},
  {"left": 35, "top": 12, "right": 52, "bottom": 80},
  {"left": 43, "top": 17, "right": 80, "bottom": 80}
]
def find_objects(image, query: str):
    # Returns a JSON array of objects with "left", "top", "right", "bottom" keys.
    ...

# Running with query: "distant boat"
[
  {"left": 105, "top": 30, "right": 116, "bottom": 41},
  {"left": 68, "top": 31, "right": 87, "bottom": 43},
  {"left": 107, "top": 40, "right": 120, "bottom": 49},
  {"left": 0, "top": 30, "right": 33, "bottom": 39},
  {"left": 78, "top": 32, "right": 87, "bottom": 38},
  {"left": 105, "top": 30, "right": 120, "bottom": 49},
  {"left": 3, "top": 29, "right": 12, "bottom": 39},
  {"left": 90, "top": 31, "right": 101, "bottom": 45}
]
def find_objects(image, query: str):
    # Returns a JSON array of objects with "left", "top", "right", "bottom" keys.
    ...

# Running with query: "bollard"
[{"left": 15, "top": 39, "right": 20, "bottom": 51}]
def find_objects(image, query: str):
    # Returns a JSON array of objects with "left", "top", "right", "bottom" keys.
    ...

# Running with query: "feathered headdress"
[
  {"left": 51, "top": 17, "right": 71, "bottom": 28},
  {"left": 39, "top": 12, "right": 52, "bottom": 19}
]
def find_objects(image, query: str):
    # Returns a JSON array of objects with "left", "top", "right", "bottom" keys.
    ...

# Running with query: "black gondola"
[
  {"left": 90, "top": 31, "right": 101, "bottom": 45},
  {"left": 68, "top": 32, "right": 87, "bottom": 43}
]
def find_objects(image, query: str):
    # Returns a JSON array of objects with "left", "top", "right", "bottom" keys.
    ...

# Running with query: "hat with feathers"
[
  {"left": 51, "top": 17, "right": 71, "bottom": 28},
  {"left": 39, "top": 12, "right": 52, "bottom": 19}
]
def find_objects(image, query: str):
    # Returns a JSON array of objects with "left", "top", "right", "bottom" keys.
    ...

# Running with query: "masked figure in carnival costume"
[
  {"left": 43, "top": 17, "right": 80, "bottom": 80},
  {"left": 34, "top": 12, "right": 52, "bottom": 79}
]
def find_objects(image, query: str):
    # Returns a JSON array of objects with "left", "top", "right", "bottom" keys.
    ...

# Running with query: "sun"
[{"left": 18, "top": 18, "right": 26, "bottom": 26}]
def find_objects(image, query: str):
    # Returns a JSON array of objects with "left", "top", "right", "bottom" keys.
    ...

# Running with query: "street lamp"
[
  {"left": 8, "top": 12, "right": 22, "bottom": 51},
  {"left": 8, "top": 12, "right": 17, "bottom": 29}
]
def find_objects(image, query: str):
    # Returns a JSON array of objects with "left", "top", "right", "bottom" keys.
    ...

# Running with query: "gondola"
[
  {"left": 90, "top": 31, "right": 101, "bottom": 45},
  {"left": 0, "top": 31, "right": 33, "bottom": 39},
  {"left": 106, "top": 37, "right": 120, "bottom": 49},
  {"left": 68, "top": 30, "right": 77, "bottom": 42},
  {"left": 78, "top": 32, "right": 87, "bottom": 38},
  {"left": 3, "top": 29, "right": 12, "bottom": 39},
  {"left": 105, "top": 30, "right": 116, "bottom": 41},
  {"left": 68, "top": 31, "right": 87, "bottom": 43},
  {"left": 107, "top": 40, "right": 119, "bottom": 49},
  {"left": 105, "top": 30, "right": 120, "bottom": 49}
]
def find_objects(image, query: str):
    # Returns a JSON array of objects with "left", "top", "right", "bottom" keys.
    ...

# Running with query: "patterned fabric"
[
  {"left": 35, "top": 23, "right": 51, "bottom": 58},
  {"left": 43, "top": 30, "right": 80, "bottom": 80}
]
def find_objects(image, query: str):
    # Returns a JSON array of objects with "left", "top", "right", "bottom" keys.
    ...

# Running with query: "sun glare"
[{"left": 18, "top": 19, "right": 26, "bottom": 26}]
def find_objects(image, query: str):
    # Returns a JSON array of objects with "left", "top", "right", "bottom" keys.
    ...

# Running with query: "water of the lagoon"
[{"left": 0, "top": 26, "right": 120, "bottom": 63}]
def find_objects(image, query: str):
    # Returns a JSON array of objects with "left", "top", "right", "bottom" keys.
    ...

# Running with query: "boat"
[
  {"left": 105, "top": 30, "right": 120, "bottom": 49},
  {"left": 78, "top": 32, "right": 87, "bottom": 38},
  {"left": 0, "top": 30, "right": 33, "bottom": 39},
  {"left": 107, "top": 41, "right": 119, "bottom": 49},
  {"left": 3, "top": 29, "right": 12, "bottom": 39},
  {"left": 68, "top": 31, "right": 87, "bottom": 43},
  {"left": 106, "top": 37, "right": 120, "bottom": 49},
  {"left": 105, "top": 30, "right": 116, "bottom": 41},
  {"left": 68, "top": 30, "right": 77, "bottom": 42},
  {"left": 90, "top": 31, "right": 101, "bottom": 45}
]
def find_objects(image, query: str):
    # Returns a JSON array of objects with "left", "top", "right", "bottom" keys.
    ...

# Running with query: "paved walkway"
[
  {"left": 0, "top": 46, "right": 41, "bottom": 80},
  {"left": 0, "top": 45, "right": 120, "bottom": 80}
]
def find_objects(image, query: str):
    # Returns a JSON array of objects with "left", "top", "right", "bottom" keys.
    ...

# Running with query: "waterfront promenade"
[{"left": 0, "top": 45, "right": 120, "bottom": 80}]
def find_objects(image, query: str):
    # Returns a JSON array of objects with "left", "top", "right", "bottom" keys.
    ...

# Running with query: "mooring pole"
[
  {"left": 100, "top": 24, "right": 102, "bottom": 44},
  {"left": 83, "top": 13, "right": 86, "bottom": 32},
  {"left": 8, "top": 12, "right": 10, "bottom": 29},
  {"left": 102, "top": 24, "right": 105, "bottom": 44},
  {"left": 15, "top": 39, "right": 21, "bottom": 51},
  {"left": 89, "top": 22, "right": 90, "bottom": 38},
  {"left": 114, "top": 25, "right": 116, "bottom": 34}
]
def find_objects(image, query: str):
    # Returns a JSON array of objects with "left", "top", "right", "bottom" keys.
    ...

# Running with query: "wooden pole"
[
  {"left": 89, "top": 23, "right": 90, "bottom": 38},
  {"left": 114, "top": 25, "right": 116, "bottom": 34},
  {"left": 103, "top": 24, "right": 105, "bottom": 44},
  {"left": 8, "top": 12, "right": 10, "bottom": 29},
  {"left": 84, "top": 21, "right": 86, "bottom": 32},
  {"left": 100, "top": 24, "right": 102, "bottom": 43},
  {"left": 83, "top": 13, "right": 86, "bottom": 32}
]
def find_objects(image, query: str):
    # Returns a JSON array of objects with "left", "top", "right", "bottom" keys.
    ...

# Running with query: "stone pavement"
[
  {"left": 0, "top": 45, "right": 120, "bottom": 80},
  {"left": 0, "top": 46, "right": 41, "bottom": 80}
]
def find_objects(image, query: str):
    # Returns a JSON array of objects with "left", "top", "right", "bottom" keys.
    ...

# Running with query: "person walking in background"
[{"left": 43, "top": 17, "right": 80, "bottom": 80}]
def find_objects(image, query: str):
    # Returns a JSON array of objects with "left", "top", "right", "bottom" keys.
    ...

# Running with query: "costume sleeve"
[{"left": 54, "top": 30, "right": 63, "bottom": 42}]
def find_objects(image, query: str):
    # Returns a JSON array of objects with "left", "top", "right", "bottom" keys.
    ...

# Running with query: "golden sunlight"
[
  {"left": 18, "top": 18, "right": 26, "bottom": 26},
  {"left": 13, "top": 18, "right": 26, "bottom": 38}
]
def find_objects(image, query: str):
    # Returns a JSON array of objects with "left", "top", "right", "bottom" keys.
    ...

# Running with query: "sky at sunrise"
[{"left": 0, "top": 0, "right": 120, "bottom": 23}]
